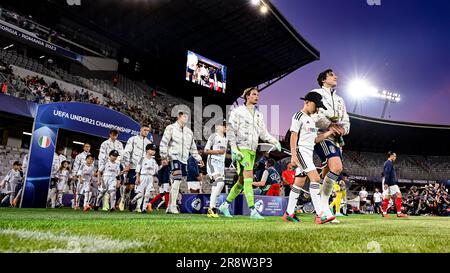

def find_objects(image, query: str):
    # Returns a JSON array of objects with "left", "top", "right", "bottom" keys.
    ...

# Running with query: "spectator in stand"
[
  {"left": 359, "top": 186, "right": 368, "bottom": 214},
  {"left": 281, "top": 163, "right": 295, "bottom": 197},
  {"left": 373, "top": 188, "right": 383, "bottom": 214}
]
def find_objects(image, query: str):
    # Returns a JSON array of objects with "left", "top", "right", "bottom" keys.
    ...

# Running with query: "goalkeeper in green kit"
[{"left": 218, "top": 87, "right": 281, "bottom": 219}]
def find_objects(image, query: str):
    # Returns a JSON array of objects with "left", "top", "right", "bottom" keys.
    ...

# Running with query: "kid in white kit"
[
  {"left": 283, "top": 91, "right": 339, "bottom": 224},
  {"left": 52, "top": 160, "right": 70, "bottom": 209},
  {"left": 96, "top": 150, "right": 128, "bottom": 212},
  {"left": 132, "top": 144, "right": 159, "bottom": 213},
  {"left": 204, "top": 120, "right": 228, "bottom": 218},
  {"left": 77, "top": 154, "right": 96, "bottom": 212}
]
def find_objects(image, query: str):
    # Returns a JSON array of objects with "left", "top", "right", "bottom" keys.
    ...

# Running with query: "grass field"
[{"left": 0, "top": 208, "right": 449, "bottom": 253}]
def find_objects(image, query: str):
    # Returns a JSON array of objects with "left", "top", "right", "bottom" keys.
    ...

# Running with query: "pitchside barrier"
[
  {"left": 181, "top": 193, "right": 288, "bottom": 216},
  {"left": 20, "top": 102, "right": 144, "bottom": 208}
]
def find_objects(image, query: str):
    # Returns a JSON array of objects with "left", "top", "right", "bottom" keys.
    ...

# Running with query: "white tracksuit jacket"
[
  {"left": 159, "top": 122, "right": 202, "bottom": 164},
  {"left": 227, "top": 105, "right": 278, "bottom": 152},
  {"left": 311, "top": 87, "right": 350, "bottom": 144},
  {"left": 122, "top": 135, "right": 152, "bottom": 169}
]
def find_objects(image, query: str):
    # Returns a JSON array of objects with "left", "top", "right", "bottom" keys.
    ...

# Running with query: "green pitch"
[{"left": 0, "top": 208, "right": 449, "bottom": 253}]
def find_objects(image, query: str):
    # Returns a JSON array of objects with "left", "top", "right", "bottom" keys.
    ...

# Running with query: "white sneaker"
[
  {"left": 135, "top": 208, "right": 142, "bottom": 213},
  {"left": 330, "top": 218, "right": 340, "bottom": 224},
  {"left": 166, "top": 206, "right": 179, "bottom": 214}
]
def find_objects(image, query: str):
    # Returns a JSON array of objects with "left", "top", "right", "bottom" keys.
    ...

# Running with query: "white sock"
[
  {"left": 84, "top": 192, "right": 90, "bottom": 207},
  {"left": 210, "top": 181, "right": 225, "bottom": 209},
  {"left": 169, "top": 180, "right": 181, "bottom": 208},
  {"left": 136, "top": 196, "right": 143, "bottom": 211},
  {"left": 109, "top": 191, "right": 116, "bottom": 209},
  {"left": 309, "top": 182, "right": 321, "bottom": 216},
  {"left": 142, "top": 192, "right": 152, "bottom": 210},
  {"left": 321, "top": 172, "right": 338, "bottom": 217},
  {"left": 286, "top": 184, "right": 301, "bottom": 215}
]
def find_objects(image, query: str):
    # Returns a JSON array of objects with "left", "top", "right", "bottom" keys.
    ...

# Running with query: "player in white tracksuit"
[
  {"left": 97, "top": 150, "right": 127, "bottom": 212},
  {"left": 77, "top": 155, "right": 96, "bottom": 211},
  {"left": 121, "top": 125, "right": 152, "bottom": 210},
  {"left": 132, "top": 144, "right": 159, "bottom": 213},
  {"left": 311, "top": 69, "right": 351, "bottom": 223},
  {"left": 0, "top": 161, "right": 23, "bottom": 207},
  {"left": 71, "top": 143, "right": 91, "bottom": 209},
  {"left": 218, "top": 87, "right": 281, "bottom": 220},
  {"left": 159, "top": 111, "right": 203, "bottom": 214},
  {"left": 204, "top": 121, "right": 228, "bottom": 218}
]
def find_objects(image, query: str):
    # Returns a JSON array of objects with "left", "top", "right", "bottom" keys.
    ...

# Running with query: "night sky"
[{"left": 259, "top": 0, "right": 450, "bottom": 134}]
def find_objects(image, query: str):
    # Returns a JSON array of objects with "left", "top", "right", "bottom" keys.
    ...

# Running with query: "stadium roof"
[
  {"left": 1, "top": 0, "right": 320, "bottom": 104},
  {"left": 344, "top": 114, "right": 450, "bottom": 156},
  {"left": 282, "top": 113, "right": 450, "bottom": 156}
]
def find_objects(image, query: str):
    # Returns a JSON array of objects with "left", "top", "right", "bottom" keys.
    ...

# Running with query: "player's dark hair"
[
  {"left": 266, "top": 158, "right": 275, "bottom": 167},
  {"left": 13, "top": 161, "right": 21, "bottom": 166},
  {"left": 317, "top": 69, "right": 333, "bottom": 87},
  {"left": 59, "top": 160, "right": 70, "bottom": 172},
  {"left": 85, "top": 154, "right": 94, "bottom": 160},
  {"left": 110, "top": 129, "right": 119, "bottom": 135},
  {"left": 387, "top": 151, "right": 395, "bottom": 158},
  {"left": 243, "top": 87, "right": 258, "bottom": 104}
]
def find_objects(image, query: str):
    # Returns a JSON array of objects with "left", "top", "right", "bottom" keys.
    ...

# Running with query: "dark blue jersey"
[
  {"left": 383, "top": 160, "right": 397, "bottom": 186},
  {"left": 187, "top": 156, "right": 200, "bottom": 181}
]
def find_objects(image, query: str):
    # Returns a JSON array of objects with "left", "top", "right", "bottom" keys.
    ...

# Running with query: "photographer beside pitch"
[{"left": 311, "top": 69, "right": 350, "bottom": 223}]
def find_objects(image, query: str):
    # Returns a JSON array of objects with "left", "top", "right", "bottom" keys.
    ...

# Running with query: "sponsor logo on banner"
[
  {"left": 38, "top": 136, "right": 51, "bottom": 148},
  {"left": 191, "top": 198, "right": 202, "bottom": 211},
  {"left": 255, "top": 199, "right": 264, "bottom": 213}
]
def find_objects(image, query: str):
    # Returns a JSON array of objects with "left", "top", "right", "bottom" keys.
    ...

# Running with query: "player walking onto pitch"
[
  {"left": 71, "top": 143, "right": 91, "bottom": 209},
  {"left": 97, "top": 150, "right": 128, "bottom": 212},
  {"left": 311, "top": 69, "right": 350, "bottom": 223},
  {"left": 204, "top": 120, "right": 228, "bottom": 218},
  {"left": 77, "top": 154, "right": 96, "bottom": 212},
  {"left": 159, "top": 111, "right": 204, "bottom": 214},
  {"left": 218, "top": 87, "right": 281, "bottom": 220},
  {"left": 122, "top": 125, "right": 152, "bottom": 211},
  {"left": 132, "top": 144, "right": 158, "bottom": 213},
  {"left": 283, "top": 92, "right": 338, "bottom": 223},
  {"left": 382, "top": 151, "right": 408, "bottom": 218}
]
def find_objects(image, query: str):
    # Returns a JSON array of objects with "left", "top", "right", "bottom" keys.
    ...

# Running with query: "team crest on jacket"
[{"left": 329, "top": 146, "right": 336, "bottom": 154}]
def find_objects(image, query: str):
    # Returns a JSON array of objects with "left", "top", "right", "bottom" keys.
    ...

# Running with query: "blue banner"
[
  {"left": 242, "top": 195, "right": 288, "bottom": 216},
  {"left": 0, "top": 20, "right": 82, "bottom": 62},
  {"left": 0, "top": 93, "right": 38, "bottom": 118},
  {"left": 21, "top": 102, "right": 141, "bottom": 208}
]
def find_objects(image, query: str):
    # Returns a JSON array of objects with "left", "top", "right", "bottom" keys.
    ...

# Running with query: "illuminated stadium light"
[
  {"left": 251, "top": 0, "right": 260, "bottom": 5},
  {"left": 260, "top": 5, "right": 268, "bottom": 14},
  {"left": 22, "top": 132, "right": 32, "bottom": 136},
  {"left": 348, "top": 79, "right": 402, "bottom": 118},
  {"left": 73, "top": 141, "right": 84, "bottom": 145}
]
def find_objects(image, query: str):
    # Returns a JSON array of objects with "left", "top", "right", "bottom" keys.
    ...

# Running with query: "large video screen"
[{"left": 186, "top": 50, "right": 227, "bottom": 94}]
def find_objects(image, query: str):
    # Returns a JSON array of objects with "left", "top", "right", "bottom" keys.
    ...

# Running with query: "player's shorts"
[
  {"left": 80, "top": 180, "right": 92, "bottom": 194},
  {"left": 135, "top": 175, "right": 155, "bottom": 194},
  {"left": 187, "top": 181, "right": 201, "bottom": 190},
  {"left": 159, "top": 183, "right": 170, "bottom": 194},
  {"left": 383, "top": 184, "right": 401, "bottom": 196},
  {"left": 314, "top": 140, "right": 342, "bottom": 165},
  {"left": 102, "top": 176, "right": 117, "bottom": 192},
  {"left": 207, "top": 157, "right": 225, "bottom": 179},
  {"left": 126, "top": 169, "right": 137, "bottom": 185},
  {"left": 236, "top": 149, "right": 256, "bottom": 175},
  {"left": 57, "top": 181, "right": 66, "bottom": 192},
  {"left": 170, "top": 160, "right": 188, "bottom": 177},
  {"left": 294, "top": 147, "right": 316, "bottom": 177}
]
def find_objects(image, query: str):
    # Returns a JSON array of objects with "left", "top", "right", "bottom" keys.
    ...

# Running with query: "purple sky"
[{"left": 260, "top": 0, "right": 450, "bottom": 134}]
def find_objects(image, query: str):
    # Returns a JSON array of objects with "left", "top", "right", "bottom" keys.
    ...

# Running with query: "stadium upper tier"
[
  {"left": 0, "top": 0, "right": 320, "bottom": 103},
  {"left": 0, "top": 48, "right": 193, "bottom": 135},
  {"left": 344, "top": 113, "right": 450, "bottom": 156}
]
